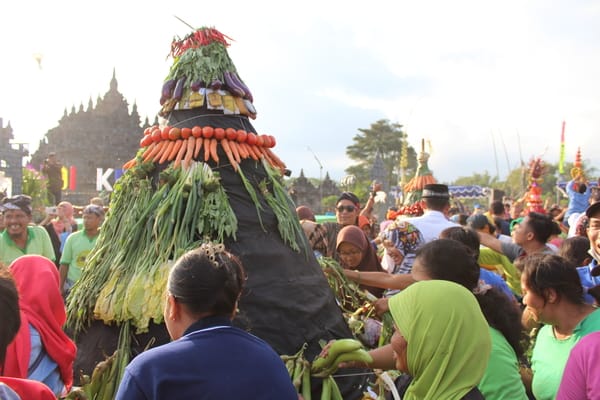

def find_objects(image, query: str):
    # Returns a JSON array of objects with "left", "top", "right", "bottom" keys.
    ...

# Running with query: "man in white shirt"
[{"left": 407, "top": 184, "right": 459, "bottom": 243}]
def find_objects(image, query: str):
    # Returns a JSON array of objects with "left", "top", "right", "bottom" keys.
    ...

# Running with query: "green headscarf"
[{"left": 389, "top": 280, "right": 491, "bottom": 400}]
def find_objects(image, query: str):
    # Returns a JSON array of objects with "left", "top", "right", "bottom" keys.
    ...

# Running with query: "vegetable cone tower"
[
  {"left": 398, "top": 139, "right": 436, "bottom": 216},
  {"left": 66, "top": 26, "right": 368, "bottom": 399},
  {"left": 524, "top": 156, "right": 546, "bottom": 214}
]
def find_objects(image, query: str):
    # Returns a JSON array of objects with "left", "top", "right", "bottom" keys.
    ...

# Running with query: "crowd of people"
[
  {"left": 299, "top": 179, "right": 600, "bottom": 400},
  {"left": 1, "top": 171, "right": 600, "bottom": 399}
]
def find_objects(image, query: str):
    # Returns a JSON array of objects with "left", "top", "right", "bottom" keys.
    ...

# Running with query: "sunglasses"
[{"left": 336, "top": 205, "right": 356, "bottom": 213}]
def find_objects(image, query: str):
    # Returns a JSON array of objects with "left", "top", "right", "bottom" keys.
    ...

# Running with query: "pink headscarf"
[
  {"left": 336, "top": 225, "right": 385, "bottom": 297},
  {"left": 3, "top": 256, "right": 76, "bottom": 391}
]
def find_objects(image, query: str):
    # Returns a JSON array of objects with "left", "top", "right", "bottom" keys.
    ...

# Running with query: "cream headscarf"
[{"left": 389, "top": 280, "right": 491, "bottom": 400}]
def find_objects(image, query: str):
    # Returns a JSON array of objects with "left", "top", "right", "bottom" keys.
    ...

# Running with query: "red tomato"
[
  {"left": 152, "top": 129, "right": 162, "bottom": 143},
  {"left": 255, "top": 135, "right": 264, "bottom": 147},
  {"left": 268, "top": 135, "right": 276, "bottom": 148},
  {"left": 192, "top": 126, "right": 203, "bottom": 138},
  {"left": 236, "top": 130, "right": 247, "bottom": 143},
  {"left": 181, "top": 127, "right": 192, "bottom": 139},
  {"left": 246, "top": 132, "right": 257, "bottom": 146},
  {"left": 202, "top": 126, "right": 214, "bottom": 138},
  {"left": 140, "top": 135, "right": 152, "bottom": 147},
  {"left": 225, "top": 128, "right": 237, "bottom": 140},
  {"left": 161, "top": 126, "right": 171, "bottom": 140},
  {"left": 168, "top": 127, "right": 181, "bottom": 140},
  {"left": 214, "top": 128, "right": 226, "bottom": 140}
]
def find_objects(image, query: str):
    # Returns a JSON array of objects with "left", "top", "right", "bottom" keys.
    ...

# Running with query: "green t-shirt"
[
  {"left": 531, "top": 308, "right": 600, "bottom": 400},
  {"left": 479, "top": 327, "right": 528, "bottom": 400},
  {"left": 60, "top": 230, "right": 99, "bottom": 283},
  {"left": 0, "top": 226, "right": 56, "bottom": 265}
]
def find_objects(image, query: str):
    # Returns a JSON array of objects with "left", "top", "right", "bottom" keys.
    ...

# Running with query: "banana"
[
  {"left": 311, "top": 348, "right": 373, "bottom": 378},
  {"left": 311, "top": 339, "right": 363, "bottom": 372}
]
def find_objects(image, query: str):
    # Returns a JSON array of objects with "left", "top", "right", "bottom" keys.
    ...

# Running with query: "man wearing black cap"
[
  {"left": 301, "top": 191, "right": 364, "bottom": 259},
  {"left": 576, "top": 202, "right": 600, "bottom": 302},
  {"left": 0, "top": 195, "right": 56, "bottom": 265},
  {"left": 406, "top": 184, "right": 459, "bottom": 243}
]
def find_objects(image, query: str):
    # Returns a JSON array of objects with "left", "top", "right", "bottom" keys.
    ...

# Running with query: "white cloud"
[{"left": 1, "top": 0, "right": 598, "bottom": 187}]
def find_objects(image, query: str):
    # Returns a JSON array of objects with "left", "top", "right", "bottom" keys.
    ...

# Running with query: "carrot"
[
  {"left": 193, "top": 137, "right": 203, "bottom": 158},
  {"left": 235, "top": 140, "right": 249, "bottom": 159},
  {"left": 153, "top": 141, "right": 167, "bottom": 162},
  {"left": 123, "top": 158, "right": 136, "bottom": 169},
  {"left": 159, "top": 141, "right": 176, "bottom": 164},
  {"left": 168, "top": 139, "right": 183, "bottom": 161},
  {"left": 241, "top": 143, "right": 257, "bottom": 161},
  {"left": 247, "top": 144, "right": 261, "bottom": 161},
  {"left": 265, "top": 148, "right": 286, "bottom": 169},
  {"left": 220, "top": 139, "right": 238, "bottom": 171},
  {"left": 142, "top": 142, "right": 157, "bottom": 162},
  {"left": 174, "top": 139, "right": 187, "bottom": 168},
  {"left": 209, "top": 138, "right": 219, "bottom": 163},
  {"left": 229, "top": 140, "right": 242, "bottom": 163},
  {"left": 204, "top": 138, "right": 211, "bottom": 162},
  {"left": 184, "top": 137, "right": 195, "bottom": 168}
]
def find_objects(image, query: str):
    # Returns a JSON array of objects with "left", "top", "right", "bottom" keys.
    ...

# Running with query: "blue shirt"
[
  {"left": 115, "top": 316, "right": 297, "bottom": 400},
  {"left": 27, "top": 324, "right": 63, "bottom": 396},
  {"left": 565, "top": 179, "right": 591, "bottom": 221},
  {"left": 577, "top": 259, "right": 600, "bottom": 304},
  {"left": 479, "top": 268, "right": 515, "bottom": 301}
]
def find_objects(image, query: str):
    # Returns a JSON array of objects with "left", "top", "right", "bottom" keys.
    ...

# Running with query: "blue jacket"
[
  {"left": 577, "top": 259, "right": 600, "bottom": 304},
  {"left": 115, "top": 316, "right": 297, "bottom": 400}
]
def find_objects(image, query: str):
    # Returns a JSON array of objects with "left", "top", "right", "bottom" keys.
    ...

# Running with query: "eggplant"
[
  {"left": 190, "top": 79, "right": 204, "bottom": 92},
  {"left": 223, "top": 71, "right": 245, "bottom": 97},
  {"left": 172, "top": 76, "right": 187, "bottom": 101},
  {"left": 159, "top": 79, "right": 177, "bottom": 105},
  {"left": 209, "top": 78, "right": 222, "bottom": 90},
  {"left": 230, "top": 72, "right": 254, "bottom": 103}
]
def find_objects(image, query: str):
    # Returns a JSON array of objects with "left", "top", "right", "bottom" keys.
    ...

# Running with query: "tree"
[
  {"left": 345, "top": 119, "right": 417, "bottom": 192},
  {"left": 452, "top": 171, "right": 500, "bottom": 187}
]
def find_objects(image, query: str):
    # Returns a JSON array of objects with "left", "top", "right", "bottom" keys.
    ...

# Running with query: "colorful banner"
[{"left": 558, "top": 121, "right": 566, "bottom": 174}]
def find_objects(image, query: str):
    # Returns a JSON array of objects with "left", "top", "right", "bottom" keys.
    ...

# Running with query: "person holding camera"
[{"left": 41, "top": 153, "right": 63, "bottom": 205}]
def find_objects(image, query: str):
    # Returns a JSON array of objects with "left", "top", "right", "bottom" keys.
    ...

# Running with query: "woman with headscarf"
[
  {"left": 0, "top": 266, "right": 57, "bottom": 400},
  {"left": 2, "top": 255, "right": 76, "bottom": 396},
  {"left": 366, "top": 280, "right": 490, "bottom": 399},
  {"left": 336, "top": 225, "right": 385, "bottom": 298}
]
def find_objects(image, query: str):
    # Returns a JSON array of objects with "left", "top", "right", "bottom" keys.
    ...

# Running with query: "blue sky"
[{"left": 1, "top": 0, "right": 599, "bottom": 185}]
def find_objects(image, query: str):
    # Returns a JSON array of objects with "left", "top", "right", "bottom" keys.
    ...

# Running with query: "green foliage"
[
  {"left": 322, "top": 195, "right": 338, "bottom": 213},
  {"left": 453, "top": 171, "right": 500, "bottom": 187},
  {"left": 21, "top": 167, "right": 50, "bottom": 221},
  {"left": 345, "top": 119, "right": 417, "bottom": 192}
]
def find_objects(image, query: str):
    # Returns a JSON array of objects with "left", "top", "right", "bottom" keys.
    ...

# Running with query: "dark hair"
[
  {"left": 168, "top": 246, "right": 246, "bottom": 316},
  {"left": 424, "top": 197, "right": 450, "bottom": 212},
  {"left": 558, "top": 236, "right": 591, "bottom": 267},
  {"left": 476, "top": 286, "right": 524, "bottom": 358},
  {"left": 428, "top": 232, "right": 524, "bottom": 358},
  {"left": 521, "top": 253, "right": 585, "bottom": 305},
  {"left": 0, "top": 267, "right": 20, "bottom": 362},
  {"left": 439, "top": 226, "right": 481, "bottom": 260},
  {"left": 525, "top": 212, "right": 555, "bottom": 243},
  {"left": 415, "top": 239, "right": 480, "bottom": 290},
  {"left": 491, "top": 200, "right": 504, "bottom": 215},
  {"left": 578, "top": 183, "right": 587, "bottom": 194}
]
